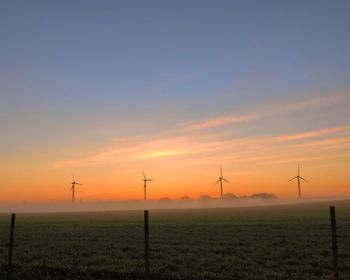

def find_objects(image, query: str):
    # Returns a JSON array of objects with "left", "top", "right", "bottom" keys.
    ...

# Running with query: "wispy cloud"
[
  {"left": 177, "top": 91, "right": 349, "bottom": 132},
  {"left": 295, "top": 136, "right": 350, "bottom": 148},
  {"left": 52, "top": 135, "right": 225, "bottom": 168},
  {"left": 272, "top": 126, "right": 350, "bottom": 142},
  {"left": 179, "top": 114, "right": 261, "bottom": 131},
  {"left": 138, "top": 150, "right": 187, "bottom": 159},
  {"left": 216, "top": 125, "right": 350, "bottom": 149},
  {"left": 52, "top": 89, "right": 350, "bottom": 169},
  {"left": 52, "top": 123, "right": 350, "bottom": 169},
  {"left": 267, "top": 152, "right": 350, "bottom": 164},
  {"left": 279, "top": 91, "right": 350, "bottom": 113}
]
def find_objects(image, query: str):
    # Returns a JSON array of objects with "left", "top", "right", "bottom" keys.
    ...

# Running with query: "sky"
[{"left": 0, "top": 0, "right": 350, "bottom": 203}]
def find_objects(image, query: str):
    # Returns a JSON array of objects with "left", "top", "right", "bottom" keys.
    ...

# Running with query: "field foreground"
[{"left": 0, "top": 200, "right": 350, "bottom": 279}]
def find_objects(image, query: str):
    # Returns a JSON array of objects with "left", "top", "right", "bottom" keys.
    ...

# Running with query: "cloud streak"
[
  {"left": 272, "top": 126, "right": 350, "bottom": 142},
  {"left": 295, "top": 136, "right": 350, "bottom": 148},
  {"left": 175, "top": 91, "right": 350, "bottom": 133},
  {"left": 52, "top": 123, "right": 350, "bottom": 169},
  {"left": 267, "top": 152, "right": 350, "bottom": 165},
  {"left": 52, "top": 136, "right": 226, "bottom": 168},
  {"left": 51, "top": 89, "right": 350, "bottom": 169},
  {"left": 180, "top": 114, "right": 261, "bottom": 131}
]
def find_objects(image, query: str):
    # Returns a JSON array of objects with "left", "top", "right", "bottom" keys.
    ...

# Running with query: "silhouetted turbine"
[
  {"left": 71, "top": 177, "right": 82, "bottom": 203},
  {"left": 288, "top": 164, "right": 309, "bottom": 199},
  {"left": 215, "top": 167, "right": 230, "bottom": 198},
  {"left": 142, "top": 172, "right": 154, "bottom": 201}
]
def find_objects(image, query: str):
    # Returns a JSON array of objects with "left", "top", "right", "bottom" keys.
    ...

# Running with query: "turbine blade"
[
  {"left": 142, "top": 172, "right": 146, "bottom": 179},
  {"left": 300, "top": 177, "right": 309, "bottom": 183},
  {"left": 221, "top": 167, "right": 223, "bottom": 177},
  {"left": 148, "top": 179, "right": 154, "bottom": 181},
  {"left": 215, "top": 179, "right": 220, "bottom": 185},
  {"left": 223, "top": 178, "right": 230, "bottom": 183},
  {"left": 288, "top": 176, "right": 298, "bottom": 182}
]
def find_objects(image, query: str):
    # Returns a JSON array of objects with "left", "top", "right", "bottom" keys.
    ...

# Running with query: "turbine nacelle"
[
  {"left": 143, "top": 179, "right": 154, "bottom": 182},
  {"left": 142, "top": 172, "right": 154, "bottom": 182}
]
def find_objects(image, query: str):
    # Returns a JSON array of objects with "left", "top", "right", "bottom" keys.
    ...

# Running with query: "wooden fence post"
[
  {"left": 330, "top": 206, "right": 338, "bottom": 280},
  {"left": 144, "top": 210, "right": 149, "bottom": 280},
  {"left": 7, "top": 213, "right": 16, "bottom": 279}
]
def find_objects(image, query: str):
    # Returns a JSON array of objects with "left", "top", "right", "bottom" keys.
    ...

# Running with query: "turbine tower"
[
  {"left": 288, "top": 164, "right": 309, "bottom": 199},
  {"left": 215, "top": 167, "right": 230, "bottom": 198},
  {"left": 71, "top": 177, "right": 82, "bottom": 203},
  {"left": 142, "top": 172, "right": 154, "bottom": 201}
]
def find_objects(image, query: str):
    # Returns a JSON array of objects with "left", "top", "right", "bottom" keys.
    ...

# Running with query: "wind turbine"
[
  {"left": 142, "top": 172, "right": 154, "bottom": 201},
  {"left": 215, "top": 167, "right": 230, "bottom": 198},
  {"left": 71, "top": 177, "right": 82, "bottom": 203},
  {"left": 288, "top": 164, "right": 309, "bottom": 199}
]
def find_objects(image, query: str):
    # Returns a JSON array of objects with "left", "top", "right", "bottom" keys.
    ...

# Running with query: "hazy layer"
[{"left": 0, "top": 195, "right": 348, "bottom": 213}]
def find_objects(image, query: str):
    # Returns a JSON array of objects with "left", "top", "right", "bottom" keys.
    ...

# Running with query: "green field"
[{"left": 0, "top": 200, "right": 349, "bottom": 279}]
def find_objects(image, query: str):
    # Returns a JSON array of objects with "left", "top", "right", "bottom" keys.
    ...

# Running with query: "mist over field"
[{"left": 0, "top": 194, "right": 347, "bottom": 213}]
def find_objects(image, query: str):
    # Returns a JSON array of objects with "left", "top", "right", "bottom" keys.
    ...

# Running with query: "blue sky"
[
  {"left": 1, "top": 0, "right": 350, "bottom": 148},
  {"left": 1, "top": 1, "right": 350, "bottom": 201}
]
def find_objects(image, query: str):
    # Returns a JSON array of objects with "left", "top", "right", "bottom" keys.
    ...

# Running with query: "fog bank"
[{"left": 0, "top": 194, "right": 348, "bottom": 213}]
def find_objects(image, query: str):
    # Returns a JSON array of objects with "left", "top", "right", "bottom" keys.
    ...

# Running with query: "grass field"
[{"left": 0, "top": 200, "right": 349, "bottom": 279}]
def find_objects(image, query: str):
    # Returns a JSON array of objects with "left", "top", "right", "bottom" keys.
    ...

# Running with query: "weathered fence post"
[
  {"left": 7, "top": 213, "right": 16, "bottom": 279},
  {"left": 330, "top": 206, "right": 338, "bottom": 280},
  {"left": 144, "top": 210, "right": 149, "bottom": 280}
]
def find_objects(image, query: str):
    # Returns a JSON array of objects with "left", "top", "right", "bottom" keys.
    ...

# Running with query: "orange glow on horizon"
[{"left": 1, "top": 93, "right": 350, "bottom": 203}]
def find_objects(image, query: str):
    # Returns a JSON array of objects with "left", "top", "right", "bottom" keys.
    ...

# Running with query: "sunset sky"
[{"left": 1, "top": 1, "right": 350, "bottom": 202}]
